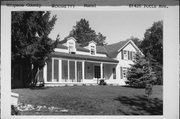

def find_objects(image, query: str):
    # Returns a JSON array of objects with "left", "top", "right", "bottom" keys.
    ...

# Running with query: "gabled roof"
[
  {"left": 59, "top": 39, "right": 67, "bottom": 44},
  {"left": 105, "top": 40, "right": 129, "bottom": 58},
  {"left": 56, "top": 44, "right": 67, "bottom": 49},
  {"left": 56, "top": 37, "right": 143, "bottom": 58},
  {"left": 105, "top": 40, "right": 143, "bottom": 58},
  {"left": 67, "top": 37, "right": 76, "bottom": 42},
  {"left": 96, "top": 46, "right": 107, "bottom": 54},
  {"left": 76, "top": 43, "right": 89, "bottom": 52},
  {"left": 89, "top": 41, "right": 97, "bottom": 45},
  {"left": 105, "top": 40, "right": 128, "bottom": 53}
]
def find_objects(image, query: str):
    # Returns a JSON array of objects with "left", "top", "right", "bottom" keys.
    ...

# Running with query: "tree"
[
  {"left": 68, "top": 18, "right": 107, "bottom": 46},
  {"left": 140, "top": 21, "right": 163, "bottom": 85},
  {"left": 126, "top": 36, "right": 142, "bottom": 48},
  {"left": 126, "top": 53, "right": 156, "bottom": 88},
  {"left": 95, "top": 32, "right": 107, "bottom": 46},
  {"left": 11, "top": 11, "right": 59, "bottom": 87}
]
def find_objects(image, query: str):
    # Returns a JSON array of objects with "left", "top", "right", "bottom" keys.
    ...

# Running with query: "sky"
[{"left": 48, "top": 10, "right": 162, "bottom": 45}]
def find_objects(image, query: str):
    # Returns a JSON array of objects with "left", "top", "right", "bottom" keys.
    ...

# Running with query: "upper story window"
[
  {"left": 68, "top": 42, "right": 76, "bottom": 54},
  {"left": 123, "top": 50, "right": 128, "bottom": 60},
  {"left": 122, "top": 50, "right": 136, "bottom": 61},
  {"left": 132, "top": 52, "right": 136, "bottom": 60},
  {"left": 90, "top": 46, "right": 95, "bottom": 55}
]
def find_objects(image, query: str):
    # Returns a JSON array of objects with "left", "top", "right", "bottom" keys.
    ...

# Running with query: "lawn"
[{"left": 12, "top": 85, "right": 163, "bottom": 115}]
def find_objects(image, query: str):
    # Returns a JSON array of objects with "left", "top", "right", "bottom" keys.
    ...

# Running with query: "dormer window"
[
  {"left": 68, "top": 42, "right": 75, "bottom": 54},
  {"left": 88, "top": 41, "right": 96, "bottom": 55},
  {"left": 66, "top": 37, "right": 76, "bottom": 54},
  {"left": 90, "top": 46, "right": 95, "bottom": 55}
]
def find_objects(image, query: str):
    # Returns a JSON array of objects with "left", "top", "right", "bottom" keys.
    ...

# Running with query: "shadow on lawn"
[{"left": 114, "top": 95, "right": 163, "bottom": 115}]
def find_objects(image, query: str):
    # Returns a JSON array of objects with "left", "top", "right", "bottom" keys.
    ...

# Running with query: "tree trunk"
[{"left": 30, "top": 64, "right": 39, "bottom": 86}]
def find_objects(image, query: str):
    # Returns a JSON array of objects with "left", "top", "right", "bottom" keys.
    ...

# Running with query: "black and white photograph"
[
  {"left": 10, "top": 10, "right": 164, "bottom": 115},
  {"left": 1, "top": 1, "right": 179, "bottom": 118}
]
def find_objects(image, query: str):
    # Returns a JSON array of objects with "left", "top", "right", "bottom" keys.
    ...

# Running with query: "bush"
[
  {"left": 11, "top": 105, "right": 20, "bottom": 115},
  {"left": 126, "top": 53, "right": 157, "bottom": 88},
  {"left": 99, "top": 79, "right": 107, "bottom": 85}
]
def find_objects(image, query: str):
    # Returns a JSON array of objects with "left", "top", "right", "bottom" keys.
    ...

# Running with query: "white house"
[{"left": 39, "top": 37, "right": 143, "bottom": 86}]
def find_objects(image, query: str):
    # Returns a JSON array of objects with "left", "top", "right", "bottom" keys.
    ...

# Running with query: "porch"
[{"left": 41, "top": 57, "right": 118, "bottom": 86}]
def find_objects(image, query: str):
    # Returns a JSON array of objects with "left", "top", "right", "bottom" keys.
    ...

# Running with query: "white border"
[{"left": 1, "top": 6, "right": 179, "bottom": 119}]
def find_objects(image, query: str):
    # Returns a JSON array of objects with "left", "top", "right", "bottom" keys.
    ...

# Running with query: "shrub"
[
  {"left": 126, "top": 53, "right": 157, "bottom": 88},
  {"left": 11, "top": 105, "right": 20, "bottom": 115},
  {"left": 99, "top": 79, "right": 107, "bottom": 85}
]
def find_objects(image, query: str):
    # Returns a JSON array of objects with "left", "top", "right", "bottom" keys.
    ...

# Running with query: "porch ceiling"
[{"left": 51, "top": 52, "right": 119, "bottom": 63}]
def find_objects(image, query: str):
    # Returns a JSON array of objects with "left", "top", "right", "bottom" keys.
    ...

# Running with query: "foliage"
[
  {"left": 11, "top": 105, "right": 20, "bottom": 115},
  {"left": 99, "top": 79, "right": 107, "bottom": 85},
  {"left": 11, "top": 11, "right": 59, "bottom": 86},
  {"left": 140, "top": 21, "right": 163, "bottom": 85},
  {"left": 145, "top": 83, "right": 153, "bottom": 99},
  {"left": 95, "top": 32, "right": 107, "bottom": 46},
  {"left": 126, "top": 53, "right": 157, "bottom": 88},
  {"left": 126, "top": 36, "right": 142, "bottom": 48},
  {"left": 68, "top": 18, "right": 107, "bottom": 46}
]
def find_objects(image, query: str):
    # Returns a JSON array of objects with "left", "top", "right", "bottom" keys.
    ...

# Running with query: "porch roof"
[{"left": 51, "top": 52, "right": 119, "bottom": 63}]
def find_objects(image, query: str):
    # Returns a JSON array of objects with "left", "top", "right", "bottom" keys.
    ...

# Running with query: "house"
[{"left": 38, "top": 37, "right": 143, "bottom": 86}]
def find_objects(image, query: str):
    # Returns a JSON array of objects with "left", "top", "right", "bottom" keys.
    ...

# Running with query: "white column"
[
  {"left": 67, "top": 60, "right": 69, "bottom": 81},
  {"left": 43, "top": 63, "right": 47, "bottom": 83},
  {"left": 82, "top": 61, "right": 85, "bottom": 82},
  {"left": 75, "top": 60, "right": 77, "bottom": 82},
  {"left": 100, "top": 62, "right": 103, "bottom": 79},
  {"left": 59, "top": 59, "right": 62, "bottom": 82}
]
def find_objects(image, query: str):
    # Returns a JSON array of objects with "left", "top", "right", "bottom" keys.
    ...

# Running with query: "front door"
[{"left": 94, "top": 66, "right": 101, "bottom": 78}]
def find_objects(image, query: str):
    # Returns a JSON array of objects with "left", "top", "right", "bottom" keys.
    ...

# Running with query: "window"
[
  {"left": 90, "top": 46, "right": 95, "bottom": 55},
  {"left": 120, "top": 67, "right": 128, "bottom": 79},
  {"left": 122, "top": 67, "right": 127, "bottom": 78},
  {"left": 132, "top": 52, "right": 136, "bottom": 60},
  {"left": 94, "top": 66, "right": 101, "bottom": 78},
  {"left": 68, "top": 42, "right": 75, "bottom": 54},
  {"left": 113, "top": 68, "right": 116, "bottom": 79},
  {"left": 123, "top": 50, "right": 128, "bottom": 60},
  {"left": 122, "top": 50, "right": 136, "bottom": 61}
]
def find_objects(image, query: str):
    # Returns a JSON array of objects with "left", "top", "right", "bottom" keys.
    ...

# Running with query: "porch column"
[
  {"left": 59, "top": 59, "right": 62, "bottom": 82},
  {"left": 100, "top": 62, "right": 103, "bottom": 79},
  {"left": 43, "top": 63, "right": 47, "bottom": 83},
  {"left": 67, "top": 60, "right": 69, "bottom": 81},
  {"left": 82, "top": 61, "right": 85, "bottom": 82},
  {"left": 75, "top": 60, "right": 77, "bottom": 82}
]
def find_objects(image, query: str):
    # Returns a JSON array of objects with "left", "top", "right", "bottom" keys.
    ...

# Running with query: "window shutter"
[
  {"left": 128, "top": 51, "right": 130, "bottom": 60},
  {"left": 121, "top": 51, "right": 124, "bottom": 59},
  {"left": 120, "top": 67, "right": 123, "bottom": 79}
]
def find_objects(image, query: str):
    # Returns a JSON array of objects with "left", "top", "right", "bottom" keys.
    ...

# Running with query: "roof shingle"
[{"left": 51, "top": 52, "right": 118, "bottom": 63}]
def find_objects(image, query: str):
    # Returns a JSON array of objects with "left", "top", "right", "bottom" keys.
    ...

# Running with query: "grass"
[{"left": 12, "top": 85, "right": 163, "bottom": 115}]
